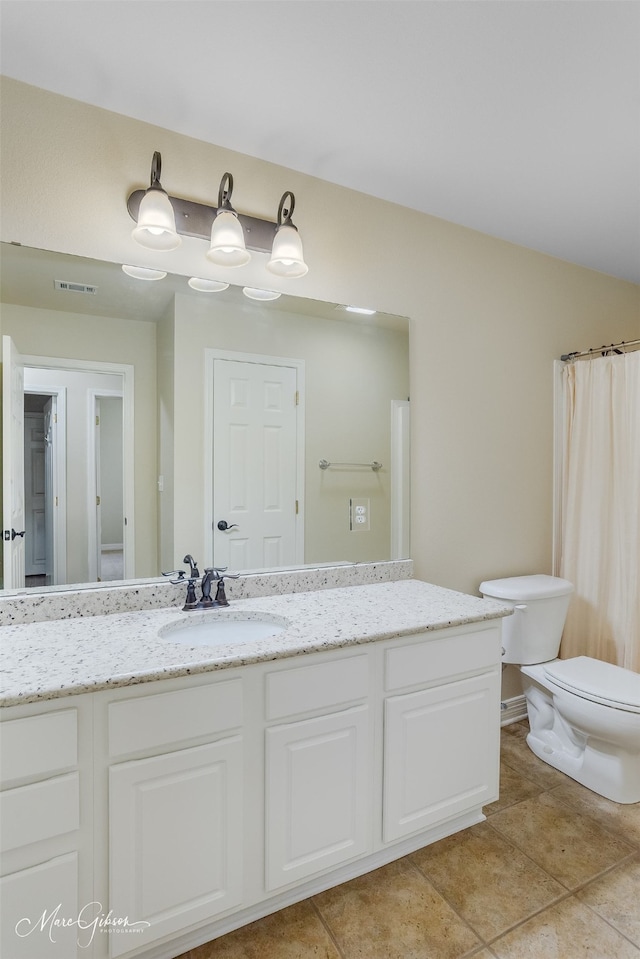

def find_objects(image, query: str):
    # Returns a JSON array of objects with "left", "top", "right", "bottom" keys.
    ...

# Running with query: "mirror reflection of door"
[
  {"left": 43, "top": 397, "right": 55, "bottom": 585},
  {"left": 91, "top": 394, "right": 124, "bottom": 582},
  {"left": 1, "top": 336, "right": 129, "bottom": 590},
  {"left": 18, "top": 386, "right": 63, "bottom": 589},
  {"left": 23, "top": 395, "right": 53, "bottom": 585},
  {"left": 212, "top": 355, "right": 303, "bottom": 570}
]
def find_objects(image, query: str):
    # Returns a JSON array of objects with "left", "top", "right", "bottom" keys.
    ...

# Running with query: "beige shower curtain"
[{"left": 559, "top": 350, "right": 640, "bottom": 671}]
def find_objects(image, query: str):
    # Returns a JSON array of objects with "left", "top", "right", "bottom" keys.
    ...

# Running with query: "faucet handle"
[{"left": 162, "top": 569, "right": 186, "bottom": 585}]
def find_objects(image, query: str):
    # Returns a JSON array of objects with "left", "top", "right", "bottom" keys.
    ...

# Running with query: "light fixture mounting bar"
[{"left": 127, "top": 190, "right": 278, "bottom": 254}]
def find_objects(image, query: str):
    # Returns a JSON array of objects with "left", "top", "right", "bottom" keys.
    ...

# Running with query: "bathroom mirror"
[{"left": 0, "top": 242, "right": 410, "bottom": 594}]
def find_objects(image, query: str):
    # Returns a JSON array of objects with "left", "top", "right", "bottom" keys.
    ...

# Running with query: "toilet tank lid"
[
  {"left": 479, "top": 574, "right": 574, "bottom": 601},
  {"left": 544, "top": 657, "right": 640, "bottom": 711}
]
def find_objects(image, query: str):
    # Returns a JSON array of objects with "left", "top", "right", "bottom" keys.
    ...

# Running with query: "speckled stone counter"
[
  {"left": 0, "top": 560, "right": 412, "bottom": 626},
  {"left": 0, "top": 579, "right": 511, "bottom": 707}
]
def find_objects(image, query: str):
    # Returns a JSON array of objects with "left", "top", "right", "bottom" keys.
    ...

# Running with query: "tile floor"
[{"left": 178, "top": 721, "right": 640, "bottom": 959}]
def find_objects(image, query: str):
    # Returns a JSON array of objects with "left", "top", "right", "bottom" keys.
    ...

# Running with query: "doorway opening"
[{"left": 23, "top": 392, "right": 55, "bottom": 587}]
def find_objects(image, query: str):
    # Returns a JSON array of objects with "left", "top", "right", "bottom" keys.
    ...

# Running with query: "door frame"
[
  {"left": 390, "top": 399, "right": 410, "bottom": 560},
  {"left": 203, "top": 348, "right": 305, "bottom": 569},
  {"left": 22, "top": 354, "right": 135, "bottom": 581}
]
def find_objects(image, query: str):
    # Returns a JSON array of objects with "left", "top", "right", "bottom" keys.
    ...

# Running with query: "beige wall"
[
  {"left": 2, "top": 78, "right": 639, "bottom": 600},
  {"left": 1, "top": 301, "right": 158, "bottom": 577}
]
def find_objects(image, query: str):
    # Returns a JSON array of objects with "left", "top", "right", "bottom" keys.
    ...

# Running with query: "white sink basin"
[{"left": 159, "top": 613, "right": 288, "bottom": 647}]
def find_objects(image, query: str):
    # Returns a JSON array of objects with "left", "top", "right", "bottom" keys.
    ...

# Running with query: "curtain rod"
[{"left": 560, "top": 338, "right": 640, "bottom": 362}]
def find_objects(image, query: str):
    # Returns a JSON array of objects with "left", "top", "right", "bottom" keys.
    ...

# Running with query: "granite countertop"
[{"left": 0, "top": 580, "right": 511, "bottom": 707}]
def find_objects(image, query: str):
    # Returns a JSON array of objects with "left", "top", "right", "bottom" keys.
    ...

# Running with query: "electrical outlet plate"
[{"left": 349, "top": 497, "right": 370, "bottom": 531}]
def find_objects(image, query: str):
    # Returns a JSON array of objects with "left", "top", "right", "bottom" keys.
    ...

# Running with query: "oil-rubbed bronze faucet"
[
  {"left": 200, "top": 567, "right": 239, "bottom": 608},
  {"left": 162, "top": 559, "right": 239, "bottom": 611}
]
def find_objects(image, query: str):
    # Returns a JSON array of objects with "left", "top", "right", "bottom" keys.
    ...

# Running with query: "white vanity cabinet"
[
  {"left": 100, "top": 677, "right": 244, "bottom": 958},
  {"left": 0, "top": 697, "right": 93, "bottom": 959},
  {"left": 263, "top": 654, "right": 373, "bottom": 890},
  {"left": 382, "top": 623, "right": 501, "bottom": 843},
  {"left": 0, "top": 602, "right": 504, "bottom": 959}
]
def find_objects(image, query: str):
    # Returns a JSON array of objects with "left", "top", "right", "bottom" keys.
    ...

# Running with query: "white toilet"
[{"left": 479, "top": 574, "right": 640, "bottom": 804}]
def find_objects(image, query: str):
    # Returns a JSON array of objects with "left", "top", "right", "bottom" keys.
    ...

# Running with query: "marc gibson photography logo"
[{"left": 15, "top": 901, "right": 151, "bottom": 948}]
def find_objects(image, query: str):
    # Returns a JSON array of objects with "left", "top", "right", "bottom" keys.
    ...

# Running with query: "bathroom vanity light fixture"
[
  {"left": 266, "top": 191, "right": 308, "bottom": 278},
  {"left": 128, "top": 153, "right": 308, "bottom": 276},
  {"left": 207, "top": 173, "right": 250, "bottom": 267},
  {"left": 130, "top": 153, "right": 181, "bottom": 251}
]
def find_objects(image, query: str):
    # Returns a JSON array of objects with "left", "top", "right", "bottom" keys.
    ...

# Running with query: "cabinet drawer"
[
  {"left": 0, "top": 773, "right": 80, "bottom": 852},
  {"left": 265, "top": 654, "right": 369, "bottom": 721},
  {"left": 0, "top": 709, "right": 77, "bottom": 787},
  {"left": 108, "top": 679, "right": 243, "bottom": 758},
  {"left": 385, "top": 625, "right": 500, "bottom": 692}
]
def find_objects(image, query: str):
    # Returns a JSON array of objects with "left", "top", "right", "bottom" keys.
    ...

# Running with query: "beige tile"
[
  {"left": 485, "top": 759, "right": 545, "bottom": 815},
  {"left": 176, "top": 901, "right": 342, "bottom": 959},
  {"left": 491, "top": 895, "right": 640, "bottom": 959},
  {"left": 411, "top": 821, "right": 565, "bottom": 940},
  {"left": 501, "top": 721, "right": 530, "bottom": 741},
  {"left": 489, "top": 792, "right": 635, "bottom": 890},
  {"left": 498, "top": 729, "right": 570, "bottom": 790},
  {"left": 313, "top": 857, "right": 480, "bottom": 959},
  {"left": 577, "top": 856, "right": 640, "bottom": 946},
  {"left": 549, "top": 780, "right": 640, "bottom": 848}
]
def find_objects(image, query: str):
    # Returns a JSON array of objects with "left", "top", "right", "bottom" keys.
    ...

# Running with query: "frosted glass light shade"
[
  {"left": 132, "top": 187, "right": 181, "bottom": 251},
  {"left": 207, "top": 210, "right": 250, "bottom": 267},
  {"left": 266, "top": 225, "right": 308, "bottom": 277}
]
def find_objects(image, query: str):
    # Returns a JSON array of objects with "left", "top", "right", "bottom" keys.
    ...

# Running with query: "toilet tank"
[{"left": 479, "top": 575, "right": 574, "bottom": 665}]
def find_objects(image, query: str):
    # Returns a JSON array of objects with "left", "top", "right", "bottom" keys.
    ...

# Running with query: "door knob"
[
  {"left": 11, "top": 529, "right": 26, "bottom": 540},
  {"left": 217, "top": 520, "right": 239, "bottom": 531}
]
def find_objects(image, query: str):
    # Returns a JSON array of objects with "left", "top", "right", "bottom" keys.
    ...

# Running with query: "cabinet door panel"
[
  {"left": 0, "top": 853, "right": 79, "bottom": 959},
  {"left": 266, "top": 705, "right": 371, "bottom": 890},
  {"left": 109, "top": 738, "right": 242, "bottom": 957},
  {"left": 383, "top": 673, "right": 500, "bottom": 842}
]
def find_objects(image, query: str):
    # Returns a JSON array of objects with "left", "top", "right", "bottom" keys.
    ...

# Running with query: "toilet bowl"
[{"left": 479, "top": 575, "right": 640, "bottom": 804}]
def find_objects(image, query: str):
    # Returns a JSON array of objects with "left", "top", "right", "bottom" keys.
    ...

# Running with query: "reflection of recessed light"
[
  {"left": 188, "top": 277, "right": 229, "bottom": 293},
  {"left": 344, "top": 305, "right": 376, "bottom": 315},
  {"left": 122, "top": 264, "right": 167, "bottom": 281},
  {"left": 242, "top": 287, "right": 282, "bottom": 301}
]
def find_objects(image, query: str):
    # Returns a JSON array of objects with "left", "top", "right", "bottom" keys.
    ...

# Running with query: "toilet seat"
[{"left": 543, "top": 656, "right": 640, "bottom": 713}]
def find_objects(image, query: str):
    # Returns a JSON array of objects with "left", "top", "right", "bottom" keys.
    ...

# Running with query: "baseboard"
[{"left": 500, "top": 694, "right": 528, "bottom": 726}]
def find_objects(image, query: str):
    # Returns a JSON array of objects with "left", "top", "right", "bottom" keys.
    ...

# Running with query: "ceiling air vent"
[{"left": 54, "top": 280, "right": 98, "bottom": 295}]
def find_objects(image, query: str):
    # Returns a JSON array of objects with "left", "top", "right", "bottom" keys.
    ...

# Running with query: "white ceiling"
[{"left": 1, "top": 1, "right": 639, "bottom": 284}]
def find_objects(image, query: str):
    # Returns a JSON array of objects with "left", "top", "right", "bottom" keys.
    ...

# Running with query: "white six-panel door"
[{"left": 212, "top": 357, "right": 301, "bottom": 570}]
